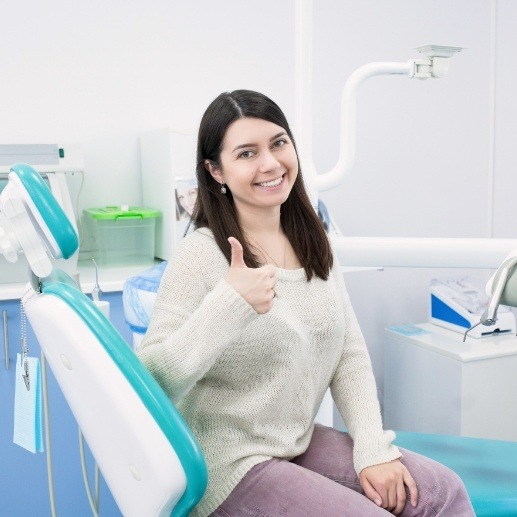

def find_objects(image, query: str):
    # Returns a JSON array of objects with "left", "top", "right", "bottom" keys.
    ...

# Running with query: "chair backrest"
[
  {"left": 25, "top": 270, "right": 208, "bottom": 517},
  {"left": 3, "top": 163, "right": 207, "bottom": 515}
]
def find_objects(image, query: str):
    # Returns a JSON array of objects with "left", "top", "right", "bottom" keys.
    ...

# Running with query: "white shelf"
[{"left": 0, "top": 259, "right": 162, "bottom": 301}]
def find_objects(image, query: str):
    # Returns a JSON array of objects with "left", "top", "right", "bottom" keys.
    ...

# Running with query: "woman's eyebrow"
[
  {"left": 269, "top": 131, "right": 287, "bottom": 141},
  {"left": 232, "top": 142, "right": 256, "bottom": 152},
  {"left": 231, "top": 132, "right": 288, "bottom": 153}
]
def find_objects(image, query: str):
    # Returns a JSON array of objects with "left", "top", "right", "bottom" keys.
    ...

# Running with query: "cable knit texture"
[{"left": 137, "top": 228, "right": 401, "bottom": 516}]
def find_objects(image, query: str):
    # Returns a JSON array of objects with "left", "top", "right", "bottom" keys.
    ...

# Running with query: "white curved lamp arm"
[
  {"left": 312, "top": 48, "right": 464, "bottom": 193},
  {"left": 313, "top": 60, "right": 415, "bottom": 192}
]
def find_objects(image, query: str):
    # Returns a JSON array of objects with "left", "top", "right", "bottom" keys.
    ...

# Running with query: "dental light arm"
[
  {"left": 0, "top": 163, "right": 78, "bottom": 281},
  {"left": 463, "top": 253, "right": 517, "bottom": 341},
  {"left": 293, "top": 0, "right": 463, "bottom": 196},
  {"left": 312, "top": 45, "right": 463, "bottom": 193}
]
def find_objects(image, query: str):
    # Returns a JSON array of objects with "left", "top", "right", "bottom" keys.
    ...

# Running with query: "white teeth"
[{"left": 258, "top": 177, "right": 282, "bottom": 187}]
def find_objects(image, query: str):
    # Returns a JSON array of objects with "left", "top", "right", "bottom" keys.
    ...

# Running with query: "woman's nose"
[{"left": 257, "top": 150, "right": 280, "bottom": 173}]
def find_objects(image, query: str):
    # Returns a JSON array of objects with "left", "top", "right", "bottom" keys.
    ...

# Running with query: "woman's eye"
[
  {"left": 273, "top": 138, "right": 287, "bottom": 148},
  {"left": 238, "top": 150, "right": 255, "bottom": 159}
]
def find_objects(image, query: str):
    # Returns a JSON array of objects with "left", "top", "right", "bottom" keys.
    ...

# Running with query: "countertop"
[
  {"left": 386, "top": 322, "right": 517, "bottom": 362},
  {"left": 0, "top": 260, "right": 375, "bottom": 301},
  {"left": 0, "top": 259, "right": 162, "bottom": 301}
]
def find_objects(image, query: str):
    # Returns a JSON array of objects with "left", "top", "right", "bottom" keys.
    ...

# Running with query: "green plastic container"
[{"left": 84, "top": 206, "right": 160, "bottom": 266}]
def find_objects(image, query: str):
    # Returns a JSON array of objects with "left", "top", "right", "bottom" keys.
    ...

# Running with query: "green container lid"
[{"left": 84, "top": 206, "right": 160, "bottom": 220}]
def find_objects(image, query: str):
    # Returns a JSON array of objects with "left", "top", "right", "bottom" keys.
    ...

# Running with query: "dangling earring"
[{"left": 220, "top": 182, "right": 227, "bottom": 194}]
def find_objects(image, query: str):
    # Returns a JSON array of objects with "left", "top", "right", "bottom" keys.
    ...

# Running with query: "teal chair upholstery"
[
  {"left": 3, "top": 163, "right": 207, "bottom": 515},
  {"left": 395, "top": 431, "right": 517, "bottom": 516},
  {"left": 25, "top": 270, "right": 208, "bottom": 516}
]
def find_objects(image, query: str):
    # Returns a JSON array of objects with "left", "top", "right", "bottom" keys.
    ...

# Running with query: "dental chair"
[
  {"left": 0, "top": 163, "right": 207, "bottom": 516},
  {"left": 3, "top": 163, "right": 517, "bottom": 517}
]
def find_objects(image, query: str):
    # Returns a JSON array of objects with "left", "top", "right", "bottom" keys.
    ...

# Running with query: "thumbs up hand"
[{"left": 225, "top": 237, "right": 277, "bottom": 314}]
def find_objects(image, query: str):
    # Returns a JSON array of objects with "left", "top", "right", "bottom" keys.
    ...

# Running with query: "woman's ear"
[{"left": 204, "top": 160, "right": 222, "bottom": 182}]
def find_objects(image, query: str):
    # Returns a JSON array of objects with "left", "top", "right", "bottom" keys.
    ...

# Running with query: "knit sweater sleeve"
[
  {"left": 329, "top": 264, "right": 401, "bottom": 474},
  {"left": 136, "top": 230, "right": 258, "bottom": 403}
]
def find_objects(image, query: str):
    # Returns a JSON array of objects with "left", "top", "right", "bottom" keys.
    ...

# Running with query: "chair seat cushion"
[{"left": 394, "top": 431, "right": 517, "bottom": 517}]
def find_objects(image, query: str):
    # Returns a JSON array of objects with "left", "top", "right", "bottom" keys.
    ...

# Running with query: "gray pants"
[{"left": 211, "top": 425, "right": 475, "bottom": 516}]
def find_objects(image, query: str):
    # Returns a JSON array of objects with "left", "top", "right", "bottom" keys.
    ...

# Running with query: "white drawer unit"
[{"left": 384, "top": 323, "right": 517, "bottom": 442}]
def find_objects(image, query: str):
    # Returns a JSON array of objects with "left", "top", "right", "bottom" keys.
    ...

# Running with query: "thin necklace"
[{"left": 248, "top": 234, "right": 287, "bottom": 268}]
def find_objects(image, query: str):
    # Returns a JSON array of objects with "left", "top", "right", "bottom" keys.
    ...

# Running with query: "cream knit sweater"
[{"left": 137, "top": 228, "right": 401, "bottom": 516}]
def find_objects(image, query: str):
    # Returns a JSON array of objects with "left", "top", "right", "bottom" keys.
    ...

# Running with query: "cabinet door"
[{"left": 0, "top": 294, "right": 132, "bottom": 516}]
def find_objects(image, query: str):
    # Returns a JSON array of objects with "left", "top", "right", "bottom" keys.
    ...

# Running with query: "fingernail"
[{"left": 375, "top": 499, "right": 381, "bottom": 506}]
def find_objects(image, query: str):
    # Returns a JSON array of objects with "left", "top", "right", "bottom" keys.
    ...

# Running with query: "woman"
[
  {"left": 175, "top": 179, "right": 199, "bottom": 220},
  {"left": 137, "top": 90, "right": 474, "bottom": 516}
]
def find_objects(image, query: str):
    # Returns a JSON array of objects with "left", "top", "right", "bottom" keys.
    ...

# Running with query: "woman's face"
[
  {"left": 177, "top": 186, "right": 198, "bottom": 216},
  {"left": 206, "top": 117, "right": 299, "bottom": 216}
]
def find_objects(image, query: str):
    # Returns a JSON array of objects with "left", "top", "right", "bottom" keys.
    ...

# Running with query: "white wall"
[
  {"left": 310, "top": 0, "right": 517, "bottom": 413},
  {"left": 1, "top": 0, "right": 296, "bottom": 210},
  {"left": 2, "top": 1, "right": 516, "bottom": 416}
]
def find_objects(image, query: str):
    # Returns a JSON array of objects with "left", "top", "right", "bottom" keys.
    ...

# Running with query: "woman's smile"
[{"left": 255, "top": 174, "right": 285, "bottom": 189}]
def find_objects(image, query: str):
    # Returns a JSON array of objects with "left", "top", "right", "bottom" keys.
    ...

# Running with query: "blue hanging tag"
[{"left": 13, "top": 353, "right": 44, "bottom": 453}]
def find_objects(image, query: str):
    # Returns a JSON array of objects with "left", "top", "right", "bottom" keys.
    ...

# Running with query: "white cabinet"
[
  {"left": 140, "top": 129, "right": 197, "bottom": 261},
  {"left": 384, "top": 323, "right": 517, "bottom": 442}
]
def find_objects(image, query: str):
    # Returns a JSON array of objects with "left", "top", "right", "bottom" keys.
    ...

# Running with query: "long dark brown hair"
[{"left": 192, "top": 89, "right": 333, "bottom": 281}]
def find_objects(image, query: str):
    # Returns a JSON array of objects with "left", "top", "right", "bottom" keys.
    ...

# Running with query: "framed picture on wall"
[{"left": 174, "top": 177, "right": 198, "bottom": 246}]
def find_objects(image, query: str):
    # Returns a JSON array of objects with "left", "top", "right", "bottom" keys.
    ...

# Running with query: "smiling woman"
[
  {"left": 136, "top": 90, "right": 475, "bottom": 517},
  {"left": 208, "top": 119, "right": 297, "bottom": 207},
  {"left": 192, "top": 90, "right": 331, "bottom": 280}
]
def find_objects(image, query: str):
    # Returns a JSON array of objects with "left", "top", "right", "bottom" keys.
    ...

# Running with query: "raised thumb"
[{"left": 228, "top": 237, "right": 247, "bottom": 269}]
